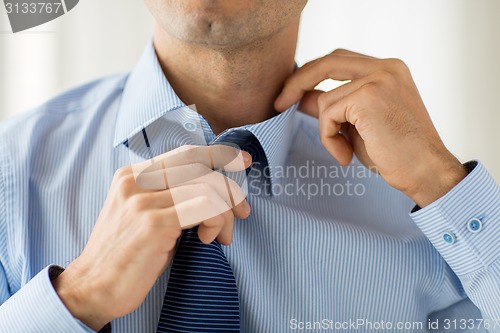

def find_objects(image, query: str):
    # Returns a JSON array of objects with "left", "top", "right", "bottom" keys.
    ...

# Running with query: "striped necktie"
[{"left": 157, "top": 129, "right": 268, "bottom": 333}]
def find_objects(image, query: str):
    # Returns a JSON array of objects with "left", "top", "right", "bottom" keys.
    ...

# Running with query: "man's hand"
[
  {"left": 52, "top": 145, "right": 252, "bottom": 331},
  {"left": 275, "top": 49, "right": 467, "bottom": 207}
]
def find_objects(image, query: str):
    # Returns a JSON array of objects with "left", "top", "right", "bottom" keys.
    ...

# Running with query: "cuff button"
[
  {"left": 443, "top": 231, "right": 456, "bottom": 244},
  {"left": 467, "top": 218, "right": 483, "bottom": 233}
]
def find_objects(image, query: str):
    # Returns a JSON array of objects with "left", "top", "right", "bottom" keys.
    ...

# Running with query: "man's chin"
[{"left": 167, "top": 21, "right": 253, "bottom": 49}]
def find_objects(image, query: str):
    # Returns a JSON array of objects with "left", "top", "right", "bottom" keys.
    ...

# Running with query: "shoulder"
[
  {"left": 0, "top": 73, "right": 128, "bottom": 136},
  {"left": 0, "top": 72, "right": 128, "bottom": 156},
  {"left": 0, "top": 73, "right": 129, "bottom": 189}
]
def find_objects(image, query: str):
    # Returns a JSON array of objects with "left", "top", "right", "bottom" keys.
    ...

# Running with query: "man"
[{"left": 0, "top": 1, "right": 499, "bottom": 332}]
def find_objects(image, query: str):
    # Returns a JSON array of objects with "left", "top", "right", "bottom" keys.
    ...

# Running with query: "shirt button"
[
  {"left": 183, "top": 121, "right": 197, "bottom": 132},
  {"left": 443, "top": 231, "right": 456, "bottom": 244},
  {"left": 467, "top": 218, "right": 482, "bottom": 233}
]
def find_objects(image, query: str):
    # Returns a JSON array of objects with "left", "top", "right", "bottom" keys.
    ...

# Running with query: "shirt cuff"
[
  {"left": 48, "top": 267, "right": 112, "bottom": 333},
  {"left": 410, "top": 161, "right": 500, "bottom": 276},
  {"left": 0, "top": 265, "right": 97, "bottom": 333}
]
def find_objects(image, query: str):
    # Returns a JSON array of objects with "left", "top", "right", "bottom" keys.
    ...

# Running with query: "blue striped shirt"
[{"left": 0, "top": 42, "right": 499, "bottom": 332}]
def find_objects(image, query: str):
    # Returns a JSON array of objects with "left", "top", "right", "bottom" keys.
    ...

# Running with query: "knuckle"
[
  {"left": 113, "top": 166, "right": 130, "bottom": 180},
  {"left": 330, "top": 49, "right": 342, "bottom": 56},
  {"left": 330, "top": 48, "right": 347, "bottom": 56},
  {"left": 165, "top": 225, "right": 182, "bottom": 242},
  {"left": 128, "top": 195, "right": 149, "bottom": 212},
  {"left": 115, "top": 173, "right": 136, "bottom": 196},
  {"left": 385, "top": 58, "right": 408, "bottom": 73},
  {"left": 144, "top": 210, "right": 162, "bottom": 226}
]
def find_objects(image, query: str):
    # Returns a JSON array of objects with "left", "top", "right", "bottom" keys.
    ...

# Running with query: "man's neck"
[{"left": 153, "top": 21, "right": 299, "bottom": 134}]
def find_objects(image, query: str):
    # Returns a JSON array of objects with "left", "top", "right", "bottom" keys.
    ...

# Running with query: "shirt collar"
[
  {"left": 213, "top": 105, "right": 298, "bottom": 194},
  {"left": 113, "top": 41, "right": 185, "bottom": 147},
  {"left": 114, "top": 41, "right": 298, "bottom": 194}
]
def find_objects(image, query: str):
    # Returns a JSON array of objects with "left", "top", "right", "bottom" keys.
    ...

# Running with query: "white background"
[{"left": 1, "top": 0, "right": 499, "bottom": 180}]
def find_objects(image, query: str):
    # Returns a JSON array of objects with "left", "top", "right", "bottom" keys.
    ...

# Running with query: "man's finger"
[
  {"left": 319, "top": 77, "right": 375, "bottom": 116},
  {"left": 322, "top": 86, "right": 369, "bottom": 127},
  {"left": 215, "top": 211, "right": 235, "bottom": 245},
  {"left": 170, "top": 186, "right": 232, "bottom": 229},
  {"left": 329, "top": 48, "right": 377, "bottom": 59},
  {"left": 275, "top": 55, "right": 384, "bottom": 111},
  {"left": 199, "top": 198, "right": 251, "bottom": 245},
  {"left": 296, "top": 72, "right": 377, "bottom": 120},
  {"left": 321, "top": 134, "right": 353, "bottom": 167},
  {"left": 133, "top": 145, "right": 252, "bottom": 177},
  {"left": 318, "top": 107, "right": 353, "bottom": 166},
  {"left": 136, "top": 162, "right": 213, "bottom": 191},
  {"left": 142, "top": 181, "right": 247, "bottom": 231},
  {"left": 139, "top": 183, "right": 247, "bottom": 222},
  {"left": 298, "top": 89, "right": 322, "bottom": 118},
  {"left": 316, "top": 83, "right": 379, "bottom": 166},
  {"left": 343, "top": 123, "right": 377, "bottom": 170},
  {"left": 181, "top": 170, "right": 249, "bottom": 217},
  {"left": 135, "top": 162, "right": 249, "bottom": 215},
  {"left": 198, "top": 210, "right": 233, "bottom": 244},
  {"left": 162, "top": 145, "right": 251, "bottom": 171}
]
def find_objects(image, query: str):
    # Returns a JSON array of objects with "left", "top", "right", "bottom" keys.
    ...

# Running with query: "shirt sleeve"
[
  {"left": 0, "top": 149, "right": 9, "bottom": 305},
  {"left": 0, "top": 137, "right": 100, "bottom": 333},
  {"left": 0, "top": 265, "right": 100, "bottom": 333},
  {"left": 410, "top": 161, "right": 500, "bottom": 322}
]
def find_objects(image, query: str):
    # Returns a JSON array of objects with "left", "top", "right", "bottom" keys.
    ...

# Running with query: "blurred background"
[{"left": 1, "top": 0, "right": 499, "bottom": 181}]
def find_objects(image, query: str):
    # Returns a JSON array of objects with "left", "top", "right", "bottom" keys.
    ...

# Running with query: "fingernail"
[{"left": 243, "top": 200, "right": 251, "bottom": 214}]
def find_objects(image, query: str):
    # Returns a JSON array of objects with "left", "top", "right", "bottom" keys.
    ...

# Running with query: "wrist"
[
  {"left": 52, "top": 260, "right": 111, "bottom": 331},
  {"left": 407, "top": 153, "right": 467, "bottom": 208}
]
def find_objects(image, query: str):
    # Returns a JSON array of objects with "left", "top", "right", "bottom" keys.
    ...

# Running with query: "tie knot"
[
  {"left": 211, "top": 129, "right": 267, "bottom": 171},
  {"left": 211, "top": 129, "right": 270, "bottom": 195},
  {"left": 221, "top": 129, "right": 256, "bottom": 142},
  {"left": 212, "top": 129, "right": 271, "bottom": 194}
]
